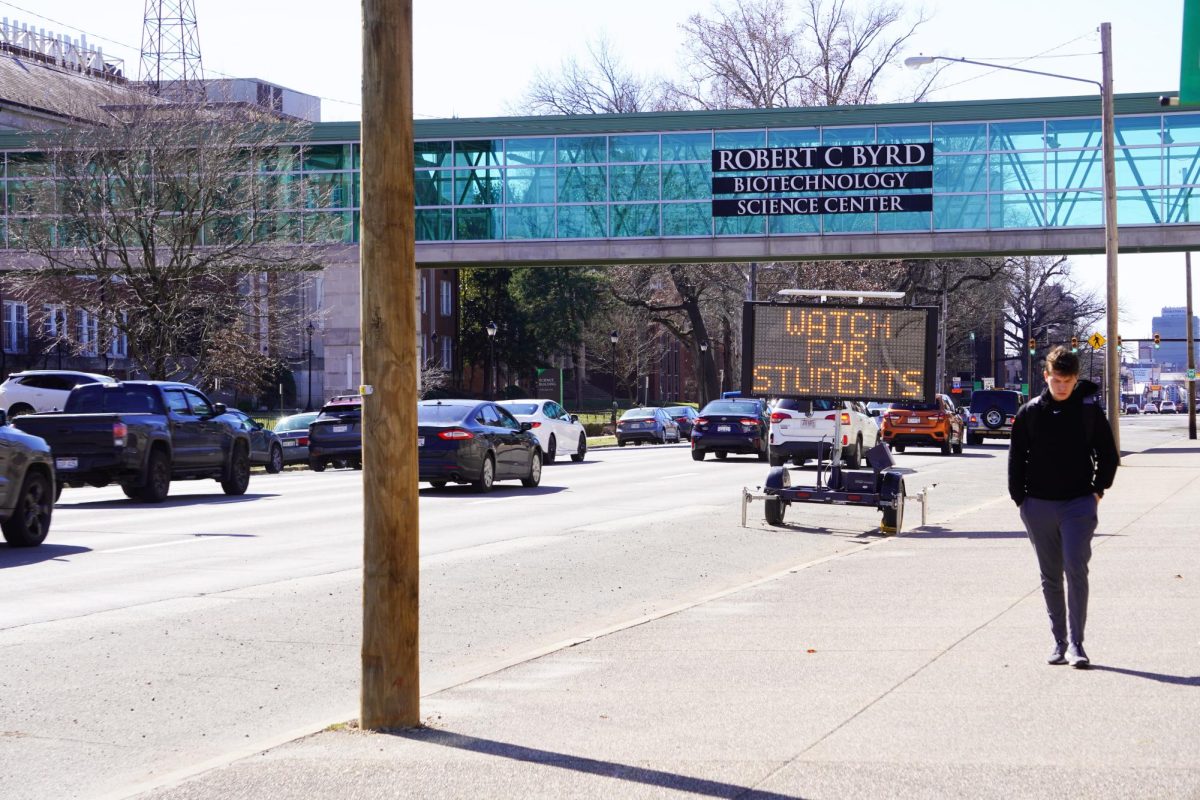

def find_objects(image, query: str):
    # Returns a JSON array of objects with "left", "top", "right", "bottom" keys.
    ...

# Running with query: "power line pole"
[{"left": 360, "top": 0, "right": 419, "bottom": 729}]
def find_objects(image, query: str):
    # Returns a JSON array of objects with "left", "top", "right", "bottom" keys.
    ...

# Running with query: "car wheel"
[
  {"left": 309, "top": 458, "right": 326, "bottom": 472},
  {"left": 54, "top": 481, "right": 64, "bottom": 502},
  {"left": 133, "top": 449, "right": 171, "bottom": 503},
  {"left": 844, "top": 437, "right": 862, "bottom": 468},
  {"left": 768, "top": 451, "right": 787, "bottom": 467},
  {"left": 352, "top": 459, "right": 363, "bottom": 470},
  {"left": 691, "top": 448, "right": 705, "bottom": 461},
  {"left": 757, "top": 441, "right": 768, "bottom": 462},
  {"left": 7, "top": 403, "right": 34, "bottom": 419},
  {"left": 714, "top": 451, "right": 728, "bottom": 460},
  {"left": 1, "top": 470, "right": 53, "bottom": 547},
  {"left": 764, "top": 496, "right": 786, "bottom": 526},
  {"left": 893, "top": 444, "right": 905, "bottom": 453},
  {"left": 571, "top": 434, "right": 587, "bottom": 462},
  {"left": 545, "top": 435, "right": 557, "bottom": 465},
  {"left": 940, "top": 438, "right": 952, "bottom": 455},
  {"left": 429, "top": 480, "right": 447, "bottom": 490},
  {"left": 266, "top": 444, "right": 284, "bottom": 474},
  {"left": 881, "top": 476, "right": 906, "bottom": 535},
  {"left": 967, "top": 432, "right": 981, "bottom": 446},
  {"left": 618, "top": 440, "right": 627, "bottom": 447},
  {"left": 522, "top": 450, "right": 543, "bottom": 487},
  {"left": 221, "top": 443, "right": 251, "bottom": 496},
  {"left": 952, "top": 433, "right": 964, "bottom": 454},
  {"left": 473, "top": 454, "right": 496, "bottom": 493}
]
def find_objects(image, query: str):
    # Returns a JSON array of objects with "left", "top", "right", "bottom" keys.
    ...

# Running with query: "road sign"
[
  {"left": 1189, "top": 369, "right": 1197, "bottom": 381},
  {"left": 1088, "top": 332, "right": 1106, "bottom": 349}
]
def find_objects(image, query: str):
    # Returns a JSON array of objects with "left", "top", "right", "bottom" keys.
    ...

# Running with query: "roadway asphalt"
[{"left": 124, "top": 427, "right": 1200, "bottom": 800}]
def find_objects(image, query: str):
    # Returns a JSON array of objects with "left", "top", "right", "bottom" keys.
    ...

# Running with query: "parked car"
[
  {"left": 865, "top": 402, "right": 892, "bottom": 428},
  {"left": 0, "top": 410, "right": 55, "bottom": 547},
  {"left": 691, "top": 398, "right": 770, "bottom": 461},
  {"left": 1177, "top": 401, "right": 1189, "bottom": 414},
  {"left": 1143, "top": 402, "right": 1159, "bottom": 414},
  {"left": 1160, "top": 400, "right": 1177, "bottom": 414},
  {"left": 616, "top": 407, "right": 682, "bottom": 446},
  {"left": 1124, "top": 403, "right": 1141, "bottom": 415},
  {"left": 417, "top": 399, "right": 542, "bottom": 492},
  {"left": 497, "top": 398, "right": 587, "bottom": 463},
  {"left": 273, "top": 411, "right": 319, "bottom": 465},
  {"left": 880, "top": 394, "right": 965, "bottom": 455},
  {"left": 663, "top": 405, "right": 700, "bottom": 438},
  {"left": 0, "top": 370, "right": 116, "bottom": 417},
  {"left": 221, "top": 409, "right": 284, "bottom": 473},
  {"left": 966, "top": 389, "right": 1025, "bottom": 445},
  {"left": 308, "top": 395, "right": 363, "bottom": 471},
  {"left": 12, "top": 381, "right": 252, "bottom": 503},
  {"left": 769, "top": 398, "right": 879, "bottom": 467}
]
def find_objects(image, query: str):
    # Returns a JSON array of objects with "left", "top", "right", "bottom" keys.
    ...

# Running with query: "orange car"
[{"left": 880, "top": 393, "right": 964, "bottom": 454}]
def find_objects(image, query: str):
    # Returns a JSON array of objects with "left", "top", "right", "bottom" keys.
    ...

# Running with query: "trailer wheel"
[
  {"left": 880, "top": 476, "right": 906, "bottom": 535},
  {"left": 765, "top": 496, "right": 786, "bottom": 526}
]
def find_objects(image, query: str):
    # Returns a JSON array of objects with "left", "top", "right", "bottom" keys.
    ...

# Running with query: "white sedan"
[{"left": 497, "top": 399, "right": 588, "bottom": 464}]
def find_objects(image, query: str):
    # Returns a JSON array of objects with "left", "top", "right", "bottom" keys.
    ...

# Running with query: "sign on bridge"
[{"left": 742, "top": 302, "right": 938, "bottom": 403}]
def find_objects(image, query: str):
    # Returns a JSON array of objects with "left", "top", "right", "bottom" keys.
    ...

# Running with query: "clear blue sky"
[{"left": 20, "top": 1, "right": 1194, "bottom": 334}]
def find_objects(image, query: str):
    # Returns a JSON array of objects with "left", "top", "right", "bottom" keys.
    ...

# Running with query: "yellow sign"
[{"left": 1088, "top": 332, "right": 1106, "bottom": 349}]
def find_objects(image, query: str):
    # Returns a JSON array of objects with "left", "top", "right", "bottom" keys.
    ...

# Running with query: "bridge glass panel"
[
  {"left": 610, "top": 134, "right": 659, "bottom": 163},
  {"left": 557, "top": 204, "right": 607, "bottom": 238},
  {"left": 557, "top": 137, "right": 607, "bottom": 164},
  {"left": 663, "top": 202, "right": 711, "bottom": 236},
  {"left": 557, "top": 166, "right": 606, "bottom": 203},
  {"left": 662, "top": 132, "right": 712, "bottom": 161},
  {"left": 505, "top": 205, "right": 555, "bottom": 239}
]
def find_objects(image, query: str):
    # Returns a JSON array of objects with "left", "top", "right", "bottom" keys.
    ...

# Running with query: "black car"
[
  {"left": 308, "top": 396, "right": 363, "bottom": 471},
  {"left": 663, "top": 405, "right": 699, "bottom": 438},
  {"left": 221, "top": 409, "right": 284, "bottom": 473},
  {"left": 615, "top": 407, "right": 682, "bottom": 446},
  {"left": 417, "top": 399, "right": 543, "bottom": 492},
  {"left": 966, "top": 389, "right": 1024, "bottom": 445},
  {"left": 691, "top": 398, "right": 770, "bottom": 461}
]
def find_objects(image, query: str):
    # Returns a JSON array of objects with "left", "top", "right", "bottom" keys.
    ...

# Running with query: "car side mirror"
[
  {"left": 521, "top": 421, "right": 533, "bottom": 431},
  {"left": 210, "top": 402, "right": 227, "bottom": 417},
  {"left": 0, "top": 409, "right": 7, "bottom": 426},
  {"left": 570, "top": 414, "right": 579, "bottom": 423}
]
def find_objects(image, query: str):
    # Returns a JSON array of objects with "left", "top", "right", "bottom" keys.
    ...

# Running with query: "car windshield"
[
  {"left": 417, "top": 404, "right": 472, "bottom": 423},
  {"left": 318, "top": 404, "right": 361, "bottom": 421},
  {"left": 663, "top": 406, "right": 692, "bottom": 415},
  {"left": 621, "top": 408, "right": 656, "bottom": 420},
  {"left": 890, "top": 400, "right": 938, "bottom": 411},
  {"left": 275, "top": 413, "right": 318, "bottom": 432},
  {"left": 499, "top": 403, "right": 540, "bottom": 415},
  {"left": 702, "top": 401, "right": 760, "bottom": 415},
  {"left": 64, "top": 385, "right": 164, "bottom": 414},
  {"left": 969, "top": 391, "right": 1021, "bottom": 414}
]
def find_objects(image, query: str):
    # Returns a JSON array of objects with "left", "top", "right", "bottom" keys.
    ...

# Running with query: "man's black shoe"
[
  {"left": 1047, "top": 640, "right": 1068, "bottom": 665},
  {"left": 1067, "top": 643, "right": 1090, "bottom": 669}
]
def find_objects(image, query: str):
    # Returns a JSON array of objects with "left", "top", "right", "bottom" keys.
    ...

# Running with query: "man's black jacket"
[{"left": 1008, "top": 379, "right": 1120, "bottom": 505}]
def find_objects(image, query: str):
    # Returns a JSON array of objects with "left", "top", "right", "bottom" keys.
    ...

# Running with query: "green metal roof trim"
[{"left": 0, "top": 93, "right": 1185, "bottom": 149}]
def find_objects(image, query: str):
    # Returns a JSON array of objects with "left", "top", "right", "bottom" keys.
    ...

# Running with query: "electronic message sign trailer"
[
  {"left": 741, "top": 301, "right": 939, "bottom": 404},
  {"left": 739, "top": 299, "right": 937, "bottom": 533}
]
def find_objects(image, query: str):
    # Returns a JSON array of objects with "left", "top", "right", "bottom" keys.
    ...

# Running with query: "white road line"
[
  {"left": 104, "top": 537, "right": 218, "bottom": 554},
  {"left": 657, "top": 472, "right": 699, "bottom": 479}
]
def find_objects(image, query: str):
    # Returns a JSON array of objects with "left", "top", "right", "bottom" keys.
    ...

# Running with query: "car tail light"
[
  {"left": 740, "top": 418, "right": 759, "bottom": 427},
  {"left": 694, "top": 417, "right": 708, "bottom": 425},
  {"left": 298, "top": 436, "right": 309, "bottom": 446},
  {"left": 113, "top": 421, "right": 128, "bottom": 447},
  {"left": 438, "top": 428, "right": 474, "bottom": 440},
  {"left": 824, "top": 412, "right": 851, "bottom": 424},
  {"left": 934, "top": 413, "right": 945, "bottom": 421},
  {"left": 1006, "top": 415, "right": 1015, "bottom": 424},
  {"left": 769, "top": 411, "right": 792, "bottom": 423},
  {"left": 527, "top": 421, "right": 542, "bottom": 428},
  {"left": 675, "top": 417, "right": 686, "bottom": 422}
]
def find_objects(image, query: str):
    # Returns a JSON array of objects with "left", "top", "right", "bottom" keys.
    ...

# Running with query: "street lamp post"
[
  {"left": 305, "top": 322, "right": 314, "bottom": 411},
  {"left": 609, "top": 330, "right": 618, "bottom": 424},
  {"left": 485, "top": 321, "right": 498, "bottom": 400},
  {"left": 906, "top": 21, "right": 1121, "bottom": 448},
  {"left": 699, "top": 340, "right": 709, "bottom": 403},
  {"left": 969, "top": 330, "right": 976, "bottom": 387}
]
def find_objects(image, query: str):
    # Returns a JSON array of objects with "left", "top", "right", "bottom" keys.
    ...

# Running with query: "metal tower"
[{"left": 138, "top": 0, "right": 205, "bottom": 101}]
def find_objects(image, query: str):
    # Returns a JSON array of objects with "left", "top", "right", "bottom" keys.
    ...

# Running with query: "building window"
[
  {"left": 43, "top": 304, "right": 66, "bottom": 337},
  {"left": 441, "top": 335, "right": 453, "bottom": 370},
  {"left": 3, "top": 301, "right": 27, "bottom": 354},
  {"left": 108, "top": 311, "right": 128, "bottom": 358},
  {"left": 78, "top": 309, "right": 98, "bottom": 356},
  {"left": 440, "top": 279, "right": 452, "bottom": 316}
]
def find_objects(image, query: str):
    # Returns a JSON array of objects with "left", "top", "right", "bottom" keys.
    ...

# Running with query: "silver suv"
[{"left": 0, "top": 409, "right": 55, "bottom": 546}]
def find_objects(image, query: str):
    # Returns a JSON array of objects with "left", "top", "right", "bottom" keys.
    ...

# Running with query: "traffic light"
[
  {"left": 1028, "top": 338, "right": 1037, "bottom": 354},
  {"left": 1117, "top": 335, "right": 1122, "bottom": 347},
  {"left": 1070, "top": 336, "right": 1079, "bottom": 353},
  {"left": 1154, "top": 332, "right": 1162, "bottom": 348}
]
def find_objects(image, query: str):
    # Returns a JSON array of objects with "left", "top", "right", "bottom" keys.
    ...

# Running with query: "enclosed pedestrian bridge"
[
  {"left": 403, "top": 92, "right": 1200, "bottom": 267},
  {"left": 2, "top": 93, "right": 1200, "bottom": 267}
]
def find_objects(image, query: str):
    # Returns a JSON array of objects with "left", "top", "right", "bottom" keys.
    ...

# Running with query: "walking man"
[{"left": 1009, "top": 346, "right": 1120, "bottom": 668}]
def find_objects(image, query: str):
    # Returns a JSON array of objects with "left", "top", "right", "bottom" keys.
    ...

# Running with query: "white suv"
[
  {"left": 768, "top": 398, "right": 880, "bottom": 468},
  {"left": 0, "top": 370, "right": 117, "bottom": 417}
]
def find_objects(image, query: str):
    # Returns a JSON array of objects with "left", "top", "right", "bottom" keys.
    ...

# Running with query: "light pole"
[
  {"left": 305, "top": 322, "right": 314, "bottom": 411},
  {"left": 609, "top": 330, "right": 618, "bottom": 424},
  {"left": 906, "top": 22, "right": 1121, "bottom": 447},
  {"left": 969, "top": 330, "right": 976, "bottom": 388},
  {"left": 486, "top": 320, "right": 498, "bottom": 400},
  {"left": 699, "top": 340, "right": 709, "bottom": 403}
]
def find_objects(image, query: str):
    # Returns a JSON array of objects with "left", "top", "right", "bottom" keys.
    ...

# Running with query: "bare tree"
[
  {"left": 516, "top": 36, "right": 666, "bottom": 115},
  {"left": 11, "top": 102, "right": 327, "bottom": 387}
]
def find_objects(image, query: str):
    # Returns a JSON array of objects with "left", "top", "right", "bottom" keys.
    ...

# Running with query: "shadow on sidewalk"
[
  {"left": 907, "top": 526, "right": 1026, "bottom": 540},
  {"left": 1089, "top": 665, "right": 1200, "bottom": 686},
  {"left": 392, "top": 728, "right": 808, "bottom": 799}
]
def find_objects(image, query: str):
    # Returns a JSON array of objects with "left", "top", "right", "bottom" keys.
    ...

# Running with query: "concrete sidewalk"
[{"left": 137, "top": 440, "right": 1200, "bottom": 800}]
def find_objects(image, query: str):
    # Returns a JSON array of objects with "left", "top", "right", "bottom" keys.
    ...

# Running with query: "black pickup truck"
[{"left": 13, "top": 381, "right": 252, "bottom": 503}]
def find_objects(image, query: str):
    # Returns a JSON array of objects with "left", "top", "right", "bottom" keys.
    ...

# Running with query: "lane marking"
[
  {"left": 657, "top": 472, "right": 699, "bottom": 479},
  {"left": 104, "top": 538, "right": 219, "bottom": 554}
]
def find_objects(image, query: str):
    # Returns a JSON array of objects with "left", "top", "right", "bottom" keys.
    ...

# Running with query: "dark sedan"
[
  {"left": 309, "top": 396, "right": 363, "bottom": 471},
  {"left": 663, "top": 405, "right": 699, "bottom": 438},
  {"left": 691, "top": 398, "right": 770, "bottom": 461},
  {"left": 615, "top": 407, "right": 681, "bottom": 446},
  {"left": 272, "top": 411, "right": 319, "bottom": 465},
  {"left": 222, "top": 408, "right": 285, "bottom": 473},
  {"left": 417, "top": 399, "right": 543, "bottom": 492}
]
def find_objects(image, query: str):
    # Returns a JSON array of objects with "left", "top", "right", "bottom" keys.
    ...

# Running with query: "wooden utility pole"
[{"left": 360, "top": 0, "right": 420, "bottom": 729}]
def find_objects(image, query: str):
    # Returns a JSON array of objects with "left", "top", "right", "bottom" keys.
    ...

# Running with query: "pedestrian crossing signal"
[
  {"left": 1070, "top": 336, "right": 1079, "bottom": 353},
  {"left": 1028, "top": 338, "right": 1036, "bottom": 354},
  {"left": 1154, "top": 332, "right": 1162, "bottom": 348}
]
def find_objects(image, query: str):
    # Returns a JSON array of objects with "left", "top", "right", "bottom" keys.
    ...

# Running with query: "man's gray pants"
[{"left": 1019, "top": 495, "right": 1098, "bottom": 645}]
